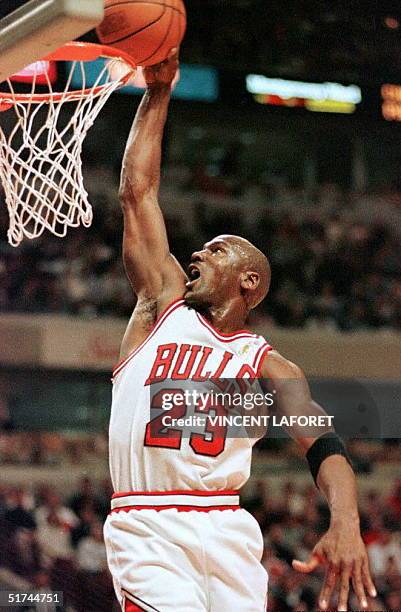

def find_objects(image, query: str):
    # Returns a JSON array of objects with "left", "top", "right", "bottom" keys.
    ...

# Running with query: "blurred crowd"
[
  {"left": 2, "top": 431, "right": 401, "bottom": 469},
  {"left": 1, "top": 475, "right": 400, "bottom": 612},
  {"left": 246, "top": 477, "right": 401, "bottom": 612},
  {"left": 0, "top": 163, "right": 400, "bottom": 332},
  {"left": 0, "top": 432, "right": 108, "bottom": 467},
  {"left": 0, "top": 477, "right": 114, "bottom": 611}
]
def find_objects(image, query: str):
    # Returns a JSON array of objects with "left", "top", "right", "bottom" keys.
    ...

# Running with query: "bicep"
[{"left": 261, "top": 350, "right": 334, "bottom": 451}]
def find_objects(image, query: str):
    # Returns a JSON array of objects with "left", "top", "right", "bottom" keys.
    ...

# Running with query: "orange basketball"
[{"left": 96, "top": 0, "right": 186, "bottom": 66}]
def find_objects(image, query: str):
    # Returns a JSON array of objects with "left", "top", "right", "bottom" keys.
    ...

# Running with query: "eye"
[{"left": 212, "top": 246, "right": 223, "bottom": 254}]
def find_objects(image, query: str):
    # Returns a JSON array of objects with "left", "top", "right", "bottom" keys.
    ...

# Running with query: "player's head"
[{"left": 185, "top": 235, "right": 271, "bottom": 312}]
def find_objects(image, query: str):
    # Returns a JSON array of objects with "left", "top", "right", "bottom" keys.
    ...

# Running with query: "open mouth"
[{"left": 186, "top": 264, "right": 201, "bottom": 289}]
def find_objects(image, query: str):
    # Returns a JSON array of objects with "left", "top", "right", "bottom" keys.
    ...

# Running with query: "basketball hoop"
[{"left": 0, "top": 42, "right": 136, "bottom": 247}]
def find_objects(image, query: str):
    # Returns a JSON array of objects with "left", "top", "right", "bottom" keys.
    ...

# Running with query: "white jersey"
[{"left": 109, "top": 299, "right": 272, "bottom": 493}]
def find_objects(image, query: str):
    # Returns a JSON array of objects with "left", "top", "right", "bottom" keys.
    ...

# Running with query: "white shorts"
[{"left": 104, "top": 491, "right": 268, "bottom": 612}]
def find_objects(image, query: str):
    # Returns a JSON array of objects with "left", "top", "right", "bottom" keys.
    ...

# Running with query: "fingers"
[
  {"left": 318, "top": 564, "right": 338, "bottom": 611},
  {"left": 157, "top": 48, "right": 178, "bottom": 68},
  {"left": 352, "top": 563, "right": 368, "bottom": 610},
  {"left": 292, "top": 554, "right": 321, "bottom": 574},
  {"left": 168, "top": 47, "right": 178, "bottom": 59},
  {"left": 338, "top": 564, "right": 351, "bottom": 612},
  {"left": 160, "top": 49, "right": 178, "bottom": 65},
  {"left": 148, "top": 48, "right": 179, "bottom": 72},
  {"left": 362, "top": 556, "right": 377, "bottom": 598},
  {"left": 298, "top": 535, "right": 377, "bottom": 611}
]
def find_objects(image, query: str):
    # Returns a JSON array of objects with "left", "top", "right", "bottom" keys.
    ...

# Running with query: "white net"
[{"left": 0, "top": 48, "right": 135, "bottom": 247}]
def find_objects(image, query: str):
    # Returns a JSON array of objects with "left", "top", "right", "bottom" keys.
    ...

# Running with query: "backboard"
[{"left": 0, "top": 0, "right": 104, "bottom": 82}]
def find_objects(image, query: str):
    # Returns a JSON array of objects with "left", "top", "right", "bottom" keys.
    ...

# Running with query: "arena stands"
[{"left": 1, "top": 167, "right": 400, "bottom": 331}]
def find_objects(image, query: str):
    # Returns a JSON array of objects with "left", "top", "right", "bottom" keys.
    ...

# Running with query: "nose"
[{"left": 191, "top": 250, "right": 205, "bottom": 262}]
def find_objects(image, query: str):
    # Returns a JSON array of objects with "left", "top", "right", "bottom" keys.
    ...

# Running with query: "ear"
[{"left": 240, "top": 271, "right": 260, "bottom": 293}]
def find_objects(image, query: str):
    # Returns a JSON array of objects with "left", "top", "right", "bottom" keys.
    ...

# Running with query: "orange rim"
[
  {"left": 44, "top": 41, "right": 137, "bottom": 66},
  {"left": 0, "top": 42, "right": 137, "bottom": 110}
]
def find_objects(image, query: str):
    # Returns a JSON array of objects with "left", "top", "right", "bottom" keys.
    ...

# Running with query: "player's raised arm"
[
  {"left": 119, "top": 49, "right": 186, "bottom": 306},
  {"left": 260, "top": 353, "right": 376, "bottom": 612}
]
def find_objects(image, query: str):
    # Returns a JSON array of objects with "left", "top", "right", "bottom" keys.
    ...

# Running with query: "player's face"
[{"left": 184, "top": 236, "right": 243, "bottom": 308}]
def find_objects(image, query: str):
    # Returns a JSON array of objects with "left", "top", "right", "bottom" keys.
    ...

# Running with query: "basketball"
[{"left": 96, "top": 0, "right": 186, "bottom": 66}]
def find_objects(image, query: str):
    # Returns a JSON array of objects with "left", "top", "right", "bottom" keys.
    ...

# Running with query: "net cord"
[{"left": 0, "top": 57, "right": 132, "bottom": 246}]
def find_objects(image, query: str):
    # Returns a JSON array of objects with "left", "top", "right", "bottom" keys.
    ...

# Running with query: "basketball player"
[{"left": 104, "top": 51, "right": 377, "bottom": 612}]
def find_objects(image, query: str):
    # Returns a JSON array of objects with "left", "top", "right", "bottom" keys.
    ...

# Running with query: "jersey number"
[{"left": 144, "top": 389, "right": 228, "bottom": 457}]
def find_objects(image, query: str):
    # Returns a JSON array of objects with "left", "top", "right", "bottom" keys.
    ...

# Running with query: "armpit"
[{"left": 135, "top": 297, "right": 158, "bottom": 331}]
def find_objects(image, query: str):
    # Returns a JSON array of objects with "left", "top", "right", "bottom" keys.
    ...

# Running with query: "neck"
[{"left": 202, "top": 299, "right": 249, "bottom": 333}]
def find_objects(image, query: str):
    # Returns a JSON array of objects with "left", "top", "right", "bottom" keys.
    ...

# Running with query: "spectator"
[
  {"left": 76, "top": 520, "right": 108, "bottom": 573},
  {"left": 386, "top": 478, "right": 401, "bottom": 523},
  {"left": 70, "top": 505, "right": 99, "bottom": 549},
  {"left": 68, "top": 477, "right": 97, "bottom": 518},
  {"left": 36, "top": 510, "right": 75, "bottom": 567},
  {"left": 367, "top": 530, "right": 401, "bottom": 576},
  {"left": 4, "top": 488, "right": 36, "bottom": 534},
  {"left": 35, "top": 491, "right": 79, "bottom": 531},
  {"left": 266, "top": 525, "right": 294, "bottom": 566}
]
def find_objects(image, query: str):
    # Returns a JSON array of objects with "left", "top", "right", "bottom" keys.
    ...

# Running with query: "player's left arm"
[{"left": 260, "top": 351, "right": 377, "bottom": 612}]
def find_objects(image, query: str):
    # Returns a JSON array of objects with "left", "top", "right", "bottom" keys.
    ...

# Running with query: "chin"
[{"left": 184, "top": 289, "right": 211, "bottom": 310}]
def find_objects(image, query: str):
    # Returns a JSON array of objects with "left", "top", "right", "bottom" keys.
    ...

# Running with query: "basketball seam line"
[
  {"left": 101, "top": 2, "right": 185, "bottom": 50},
  {"left": 104, "top": 1, "right": 185, "bottom": 19},
  {"left": 140, "top": 0, "right": 177, "bottom": 63},
  {"left": 100, "top": 3, "right": 166, "bottom": 46}
]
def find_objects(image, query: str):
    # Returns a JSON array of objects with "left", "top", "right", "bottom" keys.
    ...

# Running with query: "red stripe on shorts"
[
  {"left": 111, "top": 504, "right": 241, "bottom": 514},
  {"left": 112, "top": 490, "right": 239, "bottom": 498}
]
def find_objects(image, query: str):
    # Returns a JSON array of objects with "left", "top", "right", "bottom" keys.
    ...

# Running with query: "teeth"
[{"left": 190, "top": 268, "right": 200, "bottom": 279}]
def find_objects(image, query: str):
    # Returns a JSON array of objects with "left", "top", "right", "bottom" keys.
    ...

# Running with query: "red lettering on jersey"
[
  {"left": 211, "top": 351, "right": 233, "bottom": 379},
  {"left": 146, "top": 389, "right": 228, "bottom": 456},
  {"left": 145, "top": 389, "right": 186, "bottom": 449},
  {"left": 190, "top": 398, "right": 227, "bottom": 457},
  {"left": 145, "top": 343, "right": 177, "bottom": 385},
  {"left": 192, "top": 346, "right": 214, "bottom": 381},
  {"left": 211, "top": 378, "right": 235, "bottom": 394},
  {"left": 171, "top": 344, "right": 202, "bottom": 380},
  {"left": 236, "top": 364, "right": 257, "bottom": 394},
  {"left": 146, "top": 345, "right": 235, "bottom": 385}
]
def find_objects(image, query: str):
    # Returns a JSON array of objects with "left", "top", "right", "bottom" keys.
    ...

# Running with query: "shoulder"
[
  {"left": 119, "top": 296, "right": 186, "bottom": 362},
  {"left": 260, "top": 348, "right": 305, "bottom": 380}
]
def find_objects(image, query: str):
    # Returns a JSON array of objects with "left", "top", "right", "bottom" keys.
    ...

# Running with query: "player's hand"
[
  {"left": 144, "top": 48, "right": 179, "bottom": 87},
  {"left": 292, "top": 523, "right": 377, "bottom": 611}
]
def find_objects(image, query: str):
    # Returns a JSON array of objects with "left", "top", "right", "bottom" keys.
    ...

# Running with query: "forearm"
[
  {"left": 120, "top": 84, "right": 171, "bottom": 200},
  {"left": 317, "top": 454, "right": 360, "bottom": 527}
]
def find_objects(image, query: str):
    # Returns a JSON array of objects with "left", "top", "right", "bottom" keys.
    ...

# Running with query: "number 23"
[{"left": 145, "top": 389, "right": 228, "bottom": 457}]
